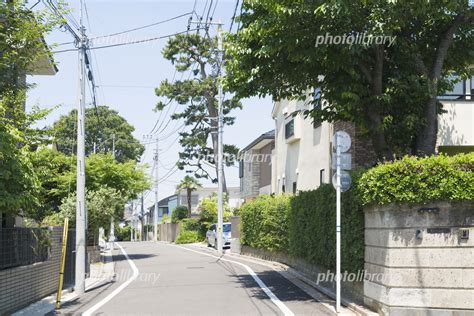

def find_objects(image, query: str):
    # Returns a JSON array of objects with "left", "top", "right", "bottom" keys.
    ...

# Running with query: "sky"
[{"left": 26, "top": 0, "right": 275, "bottom": 208}]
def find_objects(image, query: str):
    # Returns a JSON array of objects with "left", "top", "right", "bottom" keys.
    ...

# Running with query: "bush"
[
  {"left": 171, "top": 205, "right": 188, "bottom": 223},
  {"left": 115, "top": 225, "right": 131, "bottom": 241},
  {"left": 359, "top": 153, "right": 474, "bottom": 205},
  {"left": 176, "top": 230, "right": 201, "bottom": 244},
  {"left": 289, "top": 185, "right": 364, "bottom": 273},
  {"left": 240, "top": 195, "right": 290, "bottom": 253}
]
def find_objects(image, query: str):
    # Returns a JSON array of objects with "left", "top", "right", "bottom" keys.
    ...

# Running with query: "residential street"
[{"left": 62, "top": 242, "right": 337, "bottom": 316}]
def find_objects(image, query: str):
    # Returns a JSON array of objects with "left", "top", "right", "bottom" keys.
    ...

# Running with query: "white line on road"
[
  {"left": 83, "top": 243, "right": 139, "bottom": 316},
  {"left": 174, "top": 244, "right": 295, "bottom": 316}
]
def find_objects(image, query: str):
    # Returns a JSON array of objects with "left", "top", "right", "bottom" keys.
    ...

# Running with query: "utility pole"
[
  {"left": 216, "top": 21, "right": 224, "bottom": 255},
  {"left": 140, "top": 193, "right": 145, "bottom": 241},
  {"left": 153, "top": 139, "right": 159, "bottom": 242},
  {"left": 109, "top": 134, "right": 116, "bottom": 249},
  {"left": 75, "top": 0, "right": 87, "bottom": 296}
]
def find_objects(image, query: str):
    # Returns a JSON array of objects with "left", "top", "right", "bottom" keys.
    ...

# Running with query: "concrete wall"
[
  {"left": 364, "top": 202, "right": 474, "bottom": 315},
  {"left": 158, "top": 223, "right": 181, "bottom": 243},
  {"left": 0, "top": 227, "right": 63, "bottom": 314}
]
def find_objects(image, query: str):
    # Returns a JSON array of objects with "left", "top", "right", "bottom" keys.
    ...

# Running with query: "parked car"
[{"left": 206, "top": 222, "right": 231, "bottom": 249}]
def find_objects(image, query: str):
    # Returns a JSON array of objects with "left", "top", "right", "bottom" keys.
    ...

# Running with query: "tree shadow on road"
[{"left": 112, "top": 253, "right": 156, "bottom": 262}]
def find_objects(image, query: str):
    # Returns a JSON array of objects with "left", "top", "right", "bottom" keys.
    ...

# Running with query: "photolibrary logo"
[{"left": 315, "top": 32, "right": 396, "bottom": 48}]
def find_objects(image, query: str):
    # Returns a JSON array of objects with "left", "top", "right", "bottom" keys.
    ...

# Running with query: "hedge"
[
  {"left": 288, "top": 185, "right": 364, "bottom": 273},
  {"left": 239, "top": 188, "right": 364, "bottom": 273},
  {"left": 240, "top": 195, "right": 290, "bottom": 253},
  {"left": 359, "top": 153, "right": 474, "bottom": 205}
]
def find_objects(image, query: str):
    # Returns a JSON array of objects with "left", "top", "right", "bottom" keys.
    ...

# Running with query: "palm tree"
[{"left": 176, "top": 176, "right": 202, "bottom": 217}]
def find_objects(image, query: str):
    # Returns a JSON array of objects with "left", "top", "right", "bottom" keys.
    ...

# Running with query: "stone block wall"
[
  {"left": 0, "top": 227, "right": 62, "bottom": 314},
  {"left": 364, "top": 202, "right": 474, "bottom": 315}
]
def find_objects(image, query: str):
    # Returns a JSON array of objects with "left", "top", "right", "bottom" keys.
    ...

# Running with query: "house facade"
[
  {"left": 272, "top": 78, "right": 474, "bottom": 194},
  {"left": 239, "top": 130, "right": 275, "bottom": 201}
]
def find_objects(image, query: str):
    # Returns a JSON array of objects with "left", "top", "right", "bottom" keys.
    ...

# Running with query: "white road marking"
[
  {"left": 174, "top": 244, "right": 295, "bottom": 316},
  {"left": 83, "top": 243, "right": 139, "bottom": 316}
]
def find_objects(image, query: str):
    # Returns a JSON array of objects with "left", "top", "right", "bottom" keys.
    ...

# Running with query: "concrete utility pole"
[
  {"left": 75, "top": 0, "right": 87, "bottom": 295},
  {"left": 216, "top": 22, "right": 224, "bottom": 255},
  {"left": 153, "top": 139, "right": 159, "bottom": 242},
  {"left": 109, "top": 134, "right": 116, "bottom": 249},
  {"left": 140, "top": 193, "right": 145, "bottom": 241}
]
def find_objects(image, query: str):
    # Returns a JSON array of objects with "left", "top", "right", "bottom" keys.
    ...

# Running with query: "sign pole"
[{"left": 335, "top": 136, "right": 342, "bottom": 313}]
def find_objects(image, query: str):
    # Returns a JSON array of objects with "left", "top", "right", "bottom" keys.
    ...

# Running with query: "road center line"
[
  {"left": 174, "top": 244, "right": 295, "bottom": 316},
  {"left": 83, "top": 243, "right": 139, "bottom": 316}
]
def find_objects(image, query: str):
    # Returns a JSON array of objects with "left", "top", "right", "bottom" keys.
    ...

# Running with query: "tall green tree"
[
  {"left": 52, "top": 105, "right": 145, "bottom": 162},
  {"left": 155, "top": 33, "right": 242, "bottom": 191},
  {"left": 176, "top": 175, "right": 202, "bottom": 217},
  {"left": 227, "top": 0, "right": 474, "bottom": 159},
  {"left": 0, "top": 1, "right": 61, "bottom": 216}
]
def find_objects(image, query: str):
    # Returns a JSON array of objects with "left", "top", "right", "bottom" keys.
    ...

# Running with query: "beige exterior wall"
[
  {"left": 272, "top": 98, "right": 332, "bottom": 194},
  {"left": 438, "top": 100, "right": 474, "bottom": 146}
]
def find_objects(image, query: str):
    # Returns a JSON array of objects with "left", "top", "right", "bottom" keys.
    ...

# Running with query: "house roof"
[
  {"left": 241, "top": 130, "right": 275, "bottom": 152},
  {"left": 28, "top": 38, "right": 58, "bottom": 76}
]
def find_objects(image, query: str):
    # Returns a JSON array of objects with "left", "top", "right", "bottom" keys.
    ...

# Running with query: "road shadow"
[
  {"left": 217, "top": 259, "right": 315, "bottom": 303},
  {"left": 112, "top": 253, "right": 156, "bottom": 262}
]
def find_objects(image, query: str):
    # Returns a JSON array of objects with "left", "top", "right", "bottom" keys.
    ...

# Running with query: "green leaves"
[{"left": 359, "top": 153, "right": 474, "bottom": 205}]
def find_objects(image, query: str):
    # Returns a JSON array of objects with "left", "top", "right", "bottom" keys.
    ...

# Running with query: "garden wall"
[{"left": 364, "top": 201, "right": 474, "bottom": 315}]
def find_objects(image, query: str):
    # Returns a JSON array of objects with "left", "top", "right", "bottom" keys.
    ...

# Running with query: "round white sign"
[
  {"left": 332, "top": 171, "right": 352, "bottom": 192},
  {"left": 333, "top": 131, "right": 351, "bottom": 152}
]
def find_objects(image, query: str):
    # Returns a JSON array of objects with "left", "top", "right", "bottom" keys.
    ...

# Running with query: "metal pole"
[
  {"left": 216, "top": 22, "right": 224, "bottom": 255},
  {"left": 112, "top": 133, "right": 116, "bottom": 158},
  {"left": 75, "top": 0, "right": 87, "bottom": 295},
  {"left": 141, "top": 193, "right": 145, "bottom": 241},
  {"left": 336, "top": 135, "right": 342, "bottom": 312},
  {"left": 154, "top": 139, "right": 159, "bottom": 241}
]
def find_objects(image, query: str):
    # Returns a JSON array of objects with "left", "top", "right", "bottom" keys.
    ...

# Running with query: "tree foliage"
[
  {"left": 176, "top": 175, "right": 202, "bottom": 217},
  {"left": 52, "top": 106, "right": 144, "bottom": 162},
  {"left": 156, "top": 33, "right": 242, "bottom": 191},
  {"left": 0, "top": 1, "right": 61, "bottom": 215},
  {"left": 227, "top": 0, "right": 474, "bottom": 159}
]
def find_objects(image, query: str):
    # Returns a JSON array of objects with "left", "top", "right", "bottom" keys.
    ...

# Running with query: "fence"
[
  {"left": 0, "top": 228, "right": 50, "bottom": 270},
  {"left": 158, "top": 223, "right": 181, "bottom": 242},
  {"left": 0, "top": 227, "right": 77, "bottom": 314}
]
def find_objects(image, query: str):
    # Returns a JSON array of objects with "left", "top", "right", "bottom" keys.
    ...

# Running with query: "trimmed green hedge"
[
  {"left": 288, "top": 185, "right": 364, "bottom": 273},
  {"left": 240, "top": 195, "right": 290, "bottom": 253},
  {"left": 239, "top": 190, "right": 364, "bottom": 273},
  {"left": 176, "top": 230, "right": 200, "bottom": 244},
  {"left": 359, "top": 153, "right": 474, "bottom": 205}
]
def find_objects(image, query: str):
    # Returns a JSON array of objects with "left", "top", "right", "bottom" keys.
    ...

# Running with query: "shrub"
[
  {"left": 115, "top": 225, "right": 131, "bottom": 241},
  {"left": 175, "top": 230, "right": 201, "bottom": 244},
  {"left": 171, "top": 205, "right": 188, "bottom": 223},
  {"left": 240, "top": 195, "right": 290, "bottom": 253},
  {"left": 288, "top": 185, "right": 364, "bottom": 273},
  {"left": 359, "top": 153, "right": 474, "bottom": 205}
]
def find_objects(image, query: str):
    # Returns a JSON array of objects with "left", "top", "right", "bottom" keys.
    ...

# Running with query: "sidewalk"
[{"left": 13, "top": 250, "right": 114, "bottom": 316}]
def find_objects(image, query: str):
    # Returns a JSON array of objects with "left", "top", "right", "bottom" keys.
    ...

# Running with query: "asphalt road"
[{"left": 62, "top": 242, "right": 336, "bottom": 316}]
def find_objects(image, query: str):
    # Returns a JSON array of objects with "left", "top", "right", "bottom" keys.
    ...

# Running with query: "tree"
[
  {"left": 44, "top": 187, "right": 125, "bottom": 234},
  {"left": 171, "top": 205, "right": 188, "bottom": 223},
  {"left": 176, "top": 176, "right": 202, "bottom": 217},
  {"left": 227, "top": 1, "right": 474, "bottom": 159},
  {"left": 30, "top": 150, "right": 150, "bottom": 222},
  {"left": 0, "top": 1, "right": 61, "bottom": 216},
  {"left": 155, "top": 33, "right": 242, "bottom": 191},
  {"left": 52, "top": 105, "right": 144, "bottom": 162}
]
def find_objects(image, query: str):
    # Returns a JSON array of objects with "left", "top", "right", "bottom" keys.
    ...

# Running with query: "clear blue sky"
[{"left": 26, "top": 0, "right": 274, "bottom": 207}]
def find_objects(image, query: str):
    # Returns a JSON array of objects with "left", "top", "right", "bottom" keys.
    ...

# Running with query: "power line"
[
  {"left": 229, "top": 0, "right": 240, "bottom": 33},
  {"left": 90, "top": 11, "right": 193, "bottom": 40}
]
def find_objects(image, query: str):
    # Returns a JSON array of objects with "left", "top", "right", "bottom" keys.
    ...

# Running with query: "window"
[
  {"left": 320, "top": 169, "right": 326, "bottom": 185},
  {"left": 282, "top": 185, "right": 286, "bottom": 193},
  {"left": 438, "top": 75, "right": 473, "bottom": 100},
  {"left": 285, "top": 119, "right": 295, "bottom": 139},
  {"left": 239, "top": 160, "right": 244, "bottom": 178},
  {"left": 313, "top": 87, "right": 322, "bottom": 128},
  {"left": 292, "top": 182, "right": 297, "bottom": 194}
]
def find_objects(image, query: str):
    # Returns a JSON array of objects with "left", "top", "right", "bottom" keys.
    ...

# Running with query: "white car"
[{"left": 206, "top": 222, "right": 231, "bottom": 249}]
